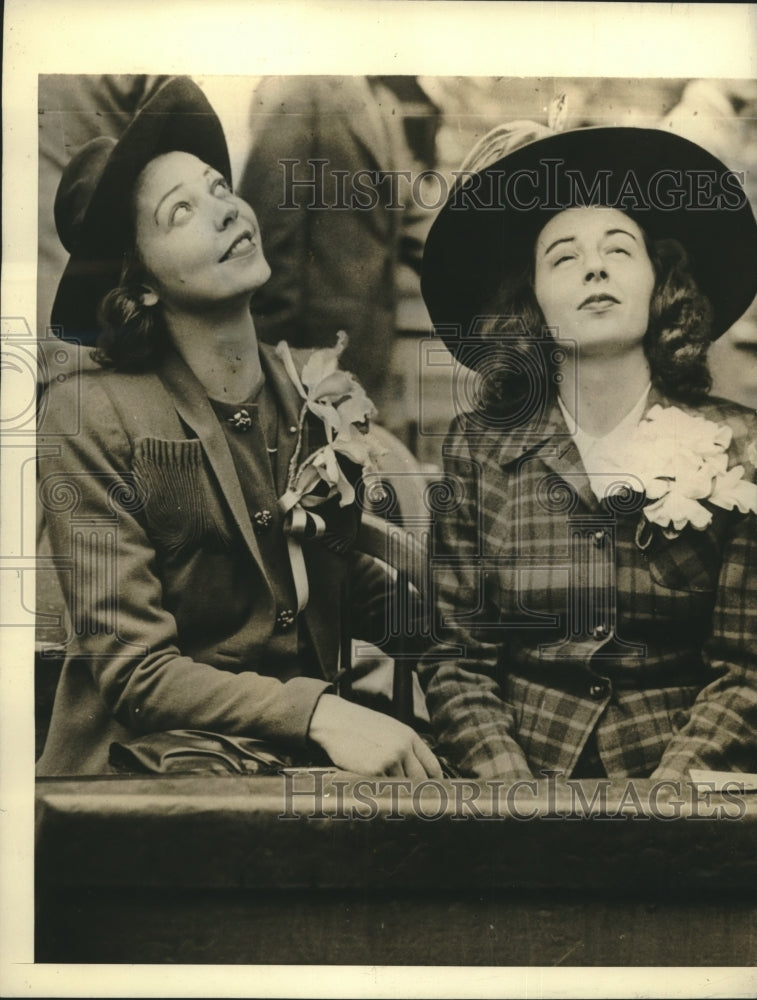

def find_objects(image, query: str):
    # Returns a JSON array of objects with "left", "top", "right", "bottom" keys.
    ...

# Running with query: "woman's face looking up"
[
  {"left": 134, "top": 151, "right": 271, "bottom": 313},
  {"left": 533, "top": 206, "right": 656, "bottom": 357}
]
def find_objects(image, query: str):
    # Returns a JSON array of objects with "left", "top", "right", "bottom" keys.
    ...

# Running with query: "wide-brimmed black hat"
[
  {"left": 51, "top": 76, "right": 231, "bottom": 344},
  {"left": 421, "top": 122, "right": 757, "bottom": 365}
]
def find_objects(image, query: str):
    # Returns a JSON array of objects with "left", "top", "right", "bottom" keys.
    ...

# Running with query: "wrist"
[{"left": 308, "top": 692, "right": 341, "bottom": 747}]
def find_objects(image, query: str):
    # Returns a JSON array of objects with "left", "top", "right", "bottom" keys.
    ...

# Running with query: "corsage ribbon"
[
  {"left": 278, "top": 488, "right": 326, "bottom": 613},
  {"left": 274, "top": 333, "right": 382, "bottom": 614}
]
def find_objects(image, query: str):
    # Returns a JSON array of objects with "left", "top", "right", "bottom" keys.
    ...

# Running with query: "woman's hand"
[{"left": 308, "top": 694, "right": 444, "bottom": 780}]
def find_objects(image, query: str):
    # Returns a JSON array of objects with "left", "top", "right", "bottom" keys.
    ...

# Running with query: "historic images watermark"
[
  {"left": 275, "top": 158, "right": 749, "bottom": 213},
  {"left": 280, "top": 768, "right": 749, "bottom": 822}
]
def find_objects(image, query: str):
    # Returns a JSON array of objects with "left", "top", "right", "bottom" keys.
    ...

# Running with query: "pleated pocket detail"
[{"left": 133, "top": 437, "right": 233, "bottom": 553}]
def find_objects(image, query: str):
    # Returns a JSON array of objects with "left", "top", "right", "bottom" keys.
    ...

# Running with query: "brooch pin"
[
  {"left": 227, "top": 408, "right": 253, "bottom": 432},
  {"left": 253, "top": 509, "right": 273, "bottom": 534}
]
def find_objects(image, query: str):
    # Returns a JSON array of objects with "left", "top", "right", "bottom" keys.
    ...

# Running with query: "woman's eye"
[
  {"left": 212, "top": 177, "right": 231, "bottom": 195},
  {"left": 554, "top": 254, "right": 574, "bottom": 266},
  {"left": 169, "top": 202, "right": 192, "bottom": 225},
  {"left": 608, "top": 246, "right": 630, "bottom": 256}
]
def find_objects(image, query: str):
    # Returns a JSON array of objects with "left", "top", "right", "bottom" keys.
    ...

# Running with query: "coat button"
[
  {"left": 253, "top": 509, "right": 273, "bottom": 534},
  {"left": 275, "top": 609, "right": 296, "bottom": 632},
  {"left": 589, "top": 683, "right": 607, "bottom": 700},
  {"left": 227, "top": 408, "right": 253, "bottom": 432},
  {"left": 592, "top": 624, "right": 609, "bottom": 640},
  {"left": 288, "top": 425, "right": 298, "bottom": 434}
]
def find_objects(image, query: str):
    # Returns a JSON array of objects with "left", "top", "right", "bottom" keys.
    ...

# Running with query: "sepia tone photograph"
[{"left": 3, "top": 2, "right": 757, "bottom": 998}]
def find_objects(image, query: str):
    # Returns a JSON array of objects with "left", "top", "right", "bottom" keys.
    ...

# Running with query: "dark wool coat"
[{"left": 37, "top": 343, "right": 390, "bottom": 775}]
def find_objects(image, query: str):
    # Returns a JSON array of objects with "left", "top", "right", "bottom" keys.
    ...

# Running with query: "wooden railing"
[{"left": 35, "top": 771, "right": 757, "bottom": 965}]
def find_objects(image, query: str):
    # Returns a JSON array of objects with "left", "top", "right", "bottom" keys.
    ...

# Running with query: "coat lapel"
[
  {"left": 258, "top": 342, "right": 310, "bottom": 497},
  {"left": 493, "top": 385, "right": 677, "bottom": 514},
  {"left": 259, "top": 343, "right": 339, "bottom": 677},
  {"left": 492, "top": 398, "right": 601, "bottom": 514},
  {"left": 157, "top": 350, "right": 267, "bottom": 573}
]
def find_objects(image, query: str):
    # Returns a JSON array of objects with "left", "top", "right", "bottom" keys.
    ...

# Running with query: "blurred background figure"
[
  {"left": 659, "top": 78, "right": 757, "bottom": 165},
  {"left": 659, "top": 78, "right": 757, "bottom": 410},
  {"left": 237, "top": 76, "right": 440, "bottom": 444}
]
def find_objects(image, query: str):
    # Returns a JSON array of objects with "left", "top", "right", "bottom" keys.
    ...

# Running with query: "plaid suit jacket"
[{"left": 418, "top": 387, "right": 757, "bottom": 781}]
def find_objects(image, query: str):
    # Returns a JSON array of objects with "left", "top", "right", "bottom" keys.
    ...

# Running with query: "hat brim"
[
  {"left": 51, "top": 76, "right": 232, "bottom": 344},
  {"left": 421, "top": 126, "right": 757, "bottom": 364}
]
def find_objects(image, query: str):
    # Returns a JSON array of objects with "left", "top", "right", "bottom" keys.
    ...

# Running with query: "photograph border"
[{"left": 3, "top": 2, "right": 757, "bottom": 997}]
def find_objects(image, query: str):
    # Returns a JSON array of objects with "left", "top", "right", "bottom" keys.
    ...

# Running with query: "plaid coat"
[{"left": 418, "top": 386, "right": 757, "bottom": 781}]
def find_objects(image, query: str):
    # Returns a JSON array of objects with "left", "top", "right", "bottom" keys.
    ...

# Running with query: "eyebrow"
[
  {"left": 543, "top": 235, "right": 574, "bottom": 256},
  {"left": 606, "top": 228, "right": 638, "bottom": 241},
  {"left": 153, "top": 167, "right": 214, "bottom": 223},
  {"left": 542, "top": 227, "right": 638, "bottom": 257}
]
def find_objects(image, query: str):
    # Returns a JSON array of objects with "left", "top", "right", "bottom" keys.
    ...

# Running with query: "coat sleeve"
[
  {"left": 349, "top": 551, "right": 398, "bottom": 644},
  {"left": 417, "top": 423, "right": 533, "bottom": 781},
  {"left": 38, "top": 374, "right": 330, "bottom": 749},
  {"left": 652, "top": 412, "right": 757, "bottom": 779}
]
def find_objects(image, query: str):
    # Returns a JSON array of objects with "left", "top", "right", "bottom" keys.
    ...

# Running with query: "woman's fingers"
[
  {"left": 384, "top": 738, "right": 444, "bottom": 781},
  {"left": 309, "top": 693, "right": 444, "bottom": 779},
  {"left": 412, "top": 734, "right": 445, "bottom": 780},
  {"left": 400, "top": 751, "right": 435, "bottom": 783}
]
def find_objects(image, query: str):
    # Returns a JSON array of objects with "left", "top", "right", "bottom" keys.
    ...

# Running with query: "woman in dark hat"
[
  {"left": 37, "top": 76, "right": 441, "bottom": 780},
  {"left": 419, "top": 115, "right": 757, "bottom": 782}
]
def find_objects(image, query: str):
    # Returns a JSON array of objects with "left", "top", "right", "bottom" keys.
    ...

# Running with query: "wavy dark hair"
[
  {"left": 92, "top": 242, "right": 172, "bottom": 372},
  {"left": 475, "top": 232, "right": 713, "bottom": 417}
]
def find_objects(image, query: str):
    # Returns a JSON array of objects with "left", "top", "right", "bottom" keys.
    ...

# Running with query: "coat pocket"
[
  {"left": 133, "top": 437, "right": 233, "bottom": 553},
  {"left": 645, "top": 526, "right": 720, "bottom": 594}
]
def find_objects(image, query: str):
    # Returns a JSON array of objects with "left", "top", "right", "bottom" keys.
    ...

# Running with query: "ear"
[{"left": 140, "top": 286, "right": 159, "bottom": 308}]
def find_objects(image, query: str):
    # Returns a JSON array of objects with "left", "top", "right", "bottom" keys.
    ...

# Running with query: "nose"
[
  {"left": 213, "top": 196, "right": 238, "bottom": 230},
  {"left": 583, "top": 250, "right": 608, "bottom": 283}
]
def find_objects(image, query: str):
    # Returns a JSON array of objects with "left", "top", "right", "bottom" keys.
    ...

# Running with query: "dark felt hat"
[
  {"left": 421, "top": 122, "right": 757, "bottom": 365},
  {"left": 51, "top": 76, "right": 231, "bottom": 344}
]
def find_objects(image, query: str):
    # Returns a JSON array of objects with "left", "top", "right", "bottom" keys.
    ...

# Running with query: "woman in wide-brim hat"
[
  {"left": 418, "top": 113, "right": 757, "bottom": 782},
  {"left": 37, "top": 76, "right": 441, "bottom": 781}
]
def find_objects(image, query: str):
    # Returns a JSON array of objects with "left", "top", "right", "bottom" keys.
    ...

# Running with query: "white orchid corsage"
[
  {"left": 275, "top": 331, "right": 384, "bottom": 512},
  {"left": 612, "top": 404, "right": 757, "bottom": 540}
]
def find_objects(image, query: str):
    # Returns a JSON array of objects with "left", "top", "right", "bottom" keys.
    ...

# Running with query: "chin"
[
  {"left": 256, "top": 260, "right": 272, "bottom": 289},
  {"left": 243, "top": 255, "right": 271, "bottom": 295}
]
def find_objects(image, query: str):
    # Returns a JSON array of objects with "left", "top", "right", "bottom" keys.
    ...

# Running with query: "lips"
[
  {"left": 220, "top": 229, "right": 256, "bottom": 262},
  {"left": 579, "top": 293, "right": 620, "bottom": 311}
]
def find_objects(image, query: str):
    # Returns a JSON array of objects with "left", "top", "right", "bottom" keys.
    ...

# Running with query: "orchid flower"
[{"left": 276, "top": 332, "right": 384, "bottom": 509}]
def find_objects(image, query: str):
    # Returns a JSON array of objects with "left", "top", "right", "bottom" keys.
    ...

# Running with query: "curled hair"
[
  {"left": 93, "top": 249, "right": 171, "bottom": 373},
  {"left": 643, "top": 238, "right": 712, "bottom": 402},
  {"left": 475, "top": 231, "right": 712, "bottom": 418},
  {"left": 474, "top": 268, "right": 559, "bottom": 418}
]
